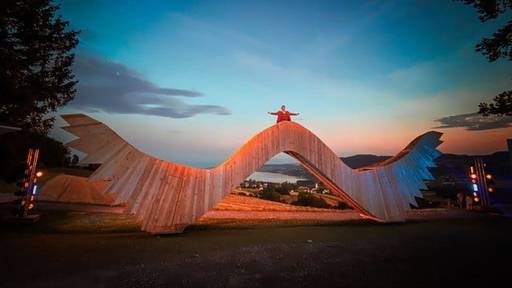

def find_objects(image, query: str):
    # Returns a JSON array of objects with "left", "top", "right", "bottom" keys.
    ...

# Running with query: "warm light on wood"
[{"left": 61, "top": 114, "right": 442, "bottom": 234}]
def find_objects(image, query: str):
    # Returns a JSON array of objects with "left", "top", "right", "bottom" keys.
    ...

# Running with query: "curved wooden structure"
[{"left": 61, "top": 114, "right": 442, "bottom": 234}]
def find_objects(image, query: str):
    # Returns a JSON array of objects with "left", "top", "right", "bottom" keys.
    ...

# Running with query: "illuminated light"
[
  {"left": 474, "top": 197, "right": 480, "bottom": 202},
  {"left": 488, "top": 188, "right": 493, "bottom": 193},
  {"left": 470, "top": 166, "right": 475, "bottom": 174},
  {"left": 471, "top": 179, "right": 477, "bottom": 184},
  {"left": 36, "top": 171, "right": 43, "bottom": 177},
  {"left": 32, "top": 185, "right": 38, "bottom": 195},
  {"left": 473, "top": 192, "right": 477, "bottom": 197},
  {"left": 486, "top": 174, "right": 492, "bottom": 180},
  {"left": 473, "top": 184, "right": 478, "bottom": 192},
  {"left": 470, "top": 174, "right": 477, "bottom": 179},
  {"left": 28, "top": 203, "right": 34, "bottom": 209}
]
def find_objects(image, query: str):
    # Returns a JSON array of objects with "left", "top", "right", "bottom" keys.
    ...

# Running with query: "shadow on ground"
[{"left": 1, "top": 203, "right": 512, "bottom": 288}]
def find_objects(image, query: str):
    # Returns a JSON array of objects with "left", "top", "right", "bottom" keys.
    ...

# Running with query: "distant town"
[{"left": 237, "top": 179, "right": 352, "bottom": 210}]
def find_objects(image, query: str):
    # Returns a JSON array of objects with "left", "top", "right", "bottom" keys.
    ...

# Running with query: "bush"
[
  {"left": 275, "top": 182, "right": 297, "bottom": 195},
  {"left": 275, "top": 185, "right": 289, "bottom": 195},
  {"left": 0, "top": 131, "right": 69, "bottom": 182},
  {"left": 260, "top": 185, "right": 282, "bottom": 202},
  {"left": 293, "top": 192, "right": 331, "bottom": 208}
]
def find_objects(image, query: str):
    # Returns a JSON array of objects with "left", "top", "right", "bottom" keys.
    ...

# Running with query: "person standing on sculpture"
[{"left": 268, "top": 105, "right": 300, "bottom": 123}]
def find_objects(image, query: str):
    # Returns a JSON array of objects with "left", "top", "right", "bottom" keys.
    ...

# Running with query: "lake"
[{"left": 246, "top": 172, "right": 306, "bottom": 183}]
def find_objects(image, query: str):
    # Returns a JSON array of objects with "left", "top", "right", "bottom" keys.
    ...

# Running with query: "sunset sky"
[{"left": 53, "top": 0, "right": 512, "bottom": 167}]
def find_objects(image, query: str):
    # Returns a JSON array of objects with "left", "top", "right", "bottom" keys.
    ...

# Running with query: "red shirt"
[{"left": 271, "top": 111, "right": 297, "bottom": 123}]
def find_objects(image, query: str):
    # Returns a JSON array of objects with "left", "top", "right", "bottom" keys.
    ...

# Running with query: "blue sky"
[{"left": 54, "top": 0, "right": 512, "bottom": 167}]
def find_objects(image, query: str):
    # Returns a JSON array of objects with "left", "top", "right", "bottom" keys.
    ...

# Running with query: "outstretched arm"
[
  {"left": 268, "top": 112, "right": 278, "bottom": 115},
  {"left": 289, "top": 112, "right": 300, "bottom": 116}
]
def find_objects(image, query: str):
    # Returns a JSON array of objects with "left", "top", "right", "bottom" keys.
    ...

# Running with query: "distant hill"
[
  {"left": 259, "top": 152, "right": 512, "bottom": 182},
  {"left": 257, "top": 163, "right": 313, "bottom": 179},
  {"left": 258, "top": 154, "right": 393, "bottom": 180},
  {"left": 341, "top": 154, "right": 391, "bottom": 169}
]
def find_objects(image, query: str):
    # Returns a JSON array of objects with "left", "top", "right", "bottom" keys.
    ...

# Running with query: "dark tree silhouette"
[
  {"left": 480, "top": 90, "right": 512, "bottom": 115},
  {"left": 0, "top": 0, "right": 79, "bottom": 134},
  {"left": 458, "top": 1, "right": 512, "bottom": 116}
]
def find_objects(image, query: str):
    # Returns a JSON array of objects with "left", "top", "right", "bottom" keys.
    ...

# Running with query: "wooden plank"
[{"left": 60, "top": 114, "right": 442, "bottom": 234}]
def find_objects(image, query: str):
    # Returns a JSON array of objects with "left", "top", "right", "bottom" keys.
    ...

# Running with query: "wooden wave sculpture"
[{"left": 61, "top": 114, "right": 443, "bottom": 234}]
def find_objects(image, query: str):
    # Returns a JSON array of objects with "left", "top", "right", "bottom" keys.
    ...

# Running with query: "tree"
[
  {"left": 0, "top": 0, "right": 79, "bottom": 134},
  {"left": 293, "top": 192, "right": 330, "bottom": 209},
  {"left": 458, "top": 1, "right": 512, "bottom": 116},
  {"left": 275, "top": 182, "right": 296, "bottom": 195},
  {"left": 479, "top": 90, "right": 512, "bottom": 116},
  {"left": 260, "top": 184, "right": 282, "bottom": 202},
  {"left": 0, "top": 130, "right": 69, "bottom": 182}
]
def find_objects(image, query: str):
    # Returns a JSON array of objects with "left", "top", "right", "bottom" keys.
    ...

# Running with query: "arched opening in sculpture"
[
  {"left": 59, "top": 114, "right": 442, "bottom": 234},
  {"left": 223, "top": 152, "right": 357, "bottom": 221},
  {"left": 283, "top": 151, "right": 374, "bottom": 219}
]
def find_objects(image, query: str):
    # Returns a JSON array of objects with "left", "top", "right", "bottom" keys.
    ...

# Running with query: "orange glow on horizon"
[{"left": 438, "top": 127, "right": 512, "bottom": 155}]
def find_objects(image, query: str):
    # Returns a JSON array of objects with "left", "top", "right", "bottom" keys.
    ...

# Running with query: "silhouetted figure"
[{"left": 268, "top": 105, "right": 300, "bottom": 123}]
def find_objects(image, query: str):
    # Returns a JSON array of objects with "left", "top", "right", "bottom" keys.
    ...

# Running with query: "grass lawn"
[{"left": 1, "top": 205, "right": 511, "bottom": 288}]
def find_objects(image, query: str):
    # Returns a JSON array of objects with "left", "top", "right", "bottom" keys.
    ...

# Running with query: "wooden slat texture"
[{"left": 60, "top": 114, "right": 443, "bottom": 234}]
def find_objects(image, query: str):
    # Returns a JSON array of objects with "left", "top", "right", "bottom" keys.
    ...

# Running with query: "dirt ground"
[{"left": 1, "top": 204, "right": 511, "bottom": 288}]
